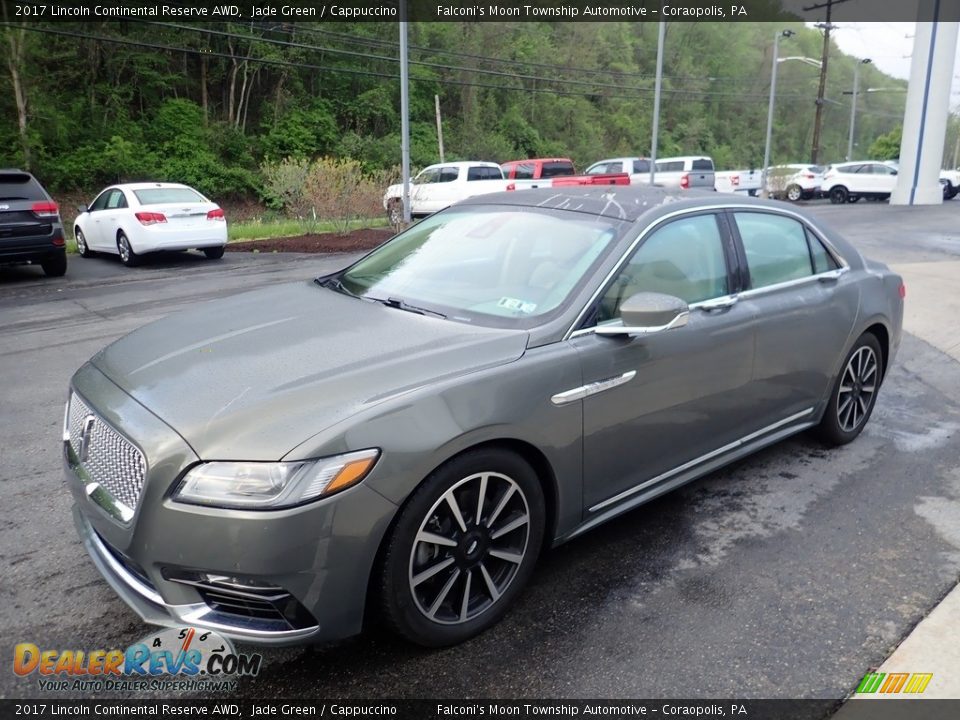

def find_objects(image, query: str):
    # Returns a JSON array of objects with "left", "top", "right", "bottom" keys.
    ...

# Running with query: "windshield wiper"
[{"left": 372, "top": 296, "right": 447, "bottom": 319}]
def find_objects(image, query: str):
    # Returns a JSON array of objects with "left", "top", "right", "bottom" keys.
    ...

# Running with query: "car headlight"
[{"left": 173, "top": 449, "right": 380, "bottom": 509}]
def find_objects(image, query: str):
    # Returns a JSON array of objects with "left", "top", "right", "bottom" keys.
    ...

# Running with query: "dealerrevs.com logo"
[{"left": 13, "top": 627, "right": 262, "bottom": 693}]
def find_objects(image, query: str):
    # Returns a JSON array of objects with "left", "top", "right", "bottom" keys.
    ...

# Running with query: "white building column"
[{"left": 890, "top": 5, "right": 959, "bottom": 206}]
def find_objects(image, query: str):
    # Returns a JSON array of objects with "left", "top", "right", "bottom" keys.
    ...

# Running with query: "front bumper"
[{"left": 67, "top": 363, "right": 399, "bottom": 646}]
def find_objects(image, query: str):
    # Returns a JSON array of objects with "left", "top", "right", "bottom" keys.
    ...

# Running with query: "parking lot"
[{"left": 2, "top": 203, "right": 960, "bottom": 701}]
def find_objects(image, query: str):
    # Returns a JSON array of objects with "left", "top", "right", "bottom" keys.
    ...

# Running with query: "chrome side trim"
[
  {"left": 564, "top": 203, "right": 850, "bottom": 341},
  {"left": 587, "top": 407, "right": 815, "bottom": 512},
  {"left": 551, "top": 371, "right": 636, "bottom": 406}
]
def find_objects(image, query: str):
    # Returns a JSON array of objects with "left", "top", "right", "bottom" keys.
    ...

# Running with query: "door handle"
[
  {"left": 817, "top": 268, "right": 848, "bottom": 283},
  {"left": 699, "top": 295, "right": 738, "bottom": 311}
]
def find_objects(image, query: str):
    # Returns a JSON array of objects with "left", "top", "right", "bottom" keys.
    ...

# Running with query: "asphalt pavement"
[{"left": 1, "top": 205, "right": 959, "bottom": 706}]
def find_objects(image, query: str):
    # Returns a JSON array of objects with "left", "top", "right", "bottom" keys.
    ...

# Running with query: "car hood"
[{"left": 91, "top": 281, "right": 528, "bottom": 460}]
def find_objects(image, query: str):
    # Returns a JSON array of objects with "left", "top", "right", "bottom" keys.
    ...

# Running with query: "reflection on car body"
[{"left": 65, "top": 186, "right": 904, "bottom": 647}]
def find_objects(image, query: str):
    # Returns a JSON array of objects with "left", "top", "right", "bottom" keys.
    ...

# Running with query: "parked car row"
[{"left": 0, "top": 172, "right": 228, "bottom": 278}]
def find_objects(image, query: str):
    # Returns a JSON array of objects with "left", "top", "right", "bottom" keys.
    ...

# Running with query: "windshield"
[{"left": 335, "top": 207, "right": 623, "bottom": 328}]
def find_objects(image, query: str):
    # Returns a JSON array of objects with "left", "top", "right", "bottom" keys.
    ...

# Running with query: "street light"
[
  {"left": 762, "top": 31, "right": 825, "bottom": 198},
  {"left": 847, "top": 58, "right": 872, "bottom": 161}
]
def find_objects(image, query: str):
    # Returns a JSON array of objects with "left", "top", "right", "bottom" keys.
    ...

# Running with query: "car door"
[
  {"left": 569, "top": 212, "right": 757, "bottom": 512},
  {"left": 728, "top": 210, "right": 858, "bottom": 430},
  {"left": 83, "top": 190, "right": 113, "bottom": 249},
  {"left": 410, "top": 168, "right": 439, "bottom": 214},
  {"left": 96, "top": 189, "right": 129, "bottom": 249},
  {"left": 871, "top": 163, "right": 898, "bottom": 194}
]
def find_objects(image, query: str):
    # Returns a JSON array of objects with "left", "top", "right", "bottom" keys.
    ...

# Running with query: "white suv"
[
  {"left": 821, "top": 162, "right": 898, "bottom": 204},
  {"left": 765, "top": 164, "right": 825, "bottom": 202}
]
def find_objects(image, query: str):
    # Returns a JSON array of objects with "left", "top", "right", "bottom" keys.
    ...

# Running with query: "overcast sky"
[{"left": 814, "top": 22, "right": 960, "bottom": 110}]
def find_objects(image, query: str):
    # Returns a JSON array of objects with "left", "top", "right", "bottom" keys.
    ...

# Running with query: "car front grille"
[{"left": 68, "top": 392, "right": 147, "bottom": 515}]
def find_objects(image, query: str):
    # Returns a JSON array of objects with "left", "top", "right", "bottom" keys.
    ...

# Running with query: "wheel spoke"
[
  {"left": 475, "top": 473, "right": 488, "bottom": 526},
  {"left": 479, "top": 562, "right": 500, "bottom": 601},
  {"left": 857, "top": 396, "right": 868, "bottom": 414},
  {"left": 837, "top": 396, "right": 852, "bottom": 416},
  {"left": 861, "top": 384, "right": 876, "bottom": 394},
  {"left": 444, "top": 491, "right": 468, "bottom": 533},
  {"left": 486, "top": 485, "right": 516, "bottom": 528},
  {"left": 488, "top": 548, "right": 524, "bottom": 565},
  {"left": 841, "top": 400, "right": 855, "bottom": 430},
  {"left": 412, "top": 557, "right": 455, "bottom": 587},
  {"left": 490, "top": 513, "right": 529, "bottom": 540},
  {"left": 862, "top": 363, "right": 877, "bottom": 382},
  {"left": 850, "top": 400, "right": 860, "bottom": 429},
  {"left": 459, "top": 570, "right": 472, "bottom": 622},
  {"left": 428, "top": 568, "right": 461, "bottom": 618},
  {"left": 416, "top": 530, "right": 457, "bottom": 548}
]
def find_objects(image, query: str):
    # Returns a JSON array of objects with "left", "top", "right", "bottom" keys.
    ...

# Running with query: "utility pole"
[
  {"left": 399, "top": 0, "right": 411, "bottom": 224},
  {"left": 847, "top": 58, "right": 871, "bottom": 161},
  {"left": 804, "top": 0, "right": 851, "bottom": 164},
  {"left": 434, "top": 95, "right": 445, "bottom": 163},
  {"left": 649, "top": 21, "right": 666, "bottom": 186}
]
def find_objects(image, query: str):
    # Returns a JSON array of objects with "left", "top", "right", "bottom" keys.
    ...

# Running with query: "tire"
[
  {"left": 116, "top": 231, "right": 140, "bottom": 267},
  {"left": 387, "top": 199, "right": 403, "bottom": 226},
  {"left": 379, "top": 447, "right": 545, "bottom": 647},
  {"left": 203, "top": 246, "right": 225, "bottom": 259},
  {"left": 74, "top": 228, "right": 93, "bottom": 258},
  {"left": 786, "top": 184, "right": 803, "bottom": 202},
  {"left": 829, "top": 186, "right": 849, "bottom": 204},
  {"left": 816, "top": 333, "right": 883, "bottom": 446},
  {"left": 40, "top": 251, "right": 67, "bottom": 277}
]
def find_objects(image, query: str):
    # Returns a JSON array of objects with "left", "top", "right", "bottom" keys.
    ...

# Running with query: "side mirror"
[
  {"left": 77, "top": 204, "right": 88, "bottom": 213},
  {"left": 595, "top": 292, "right": 689, "bottom": 337}
]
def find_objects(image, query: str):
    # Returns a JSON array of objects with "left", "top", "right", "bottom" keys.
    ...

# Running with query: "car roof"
[
  {"left": 589, "top": 157, "right": 648, "bottom": 164},
  {"left": 422, "top": 161, "right": 500, "bottom": 171},
  {"left": 110, "top": 182, "right": 199, "bottom": 191},
  {"left": 502, "top": 158, "right": 573, "bottom": 164},
  {"left": 657, "top": 155, "right": 713, "bottom": 162}
]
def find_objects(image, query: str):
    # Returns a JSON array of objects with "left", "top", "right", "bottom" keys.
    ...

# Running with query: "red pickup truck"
[{"left": 501, "top": 158, "right": 629, "bottom": 189}]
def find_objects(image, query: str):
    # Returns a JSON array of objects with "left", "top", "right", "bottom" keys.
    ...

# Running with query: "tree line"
[{"left": 0, "top": 18, "right": 942, "bottom": 202}]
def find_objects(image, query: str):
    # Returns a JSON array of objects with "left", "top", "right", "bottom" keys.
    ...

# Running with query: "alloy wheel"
[
  {"left": 837, "top": 345, "right": 878, "bottom": 433},
  {"left": 118, "top": 235, "right": 130, "bottom": 263},
  {"left": 408, "top": 471, "right": 530, "bottom": 625}
]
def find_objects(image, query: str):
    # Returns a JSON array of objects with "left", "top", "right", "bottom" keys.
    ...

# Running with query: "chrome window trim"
[
  {"left": 564, "top": 203, "right": 850, "bottom": 341},
  {"left": 588, "top": 407, "right": 815, "bottom": 512}
]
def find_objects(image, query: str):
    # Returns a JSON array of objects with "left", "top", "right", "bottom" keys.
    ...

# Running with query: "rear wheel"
[
  {"left": 816, "top": 333, "right": 883, "bottom": 446},
  {"left": 117, "top": 231, "right": 140, "bottom": 267},
  {"left": 40, "top": 251, "right": 67, "bottom": 277},
  {"left": 379, "top": 448, "right": 545, "bottom": 647},
  {"left": 203, "top": 246, "right": 225, "bottom": 260},
  {"left": 786, "top": 184, "right": 803, "bottom": 202},
  {"left": 829, "top": 186, "right": 849, "bottom": 204},
  {"left": 75, "top": 228, "right": 93, "bottom": 258}
]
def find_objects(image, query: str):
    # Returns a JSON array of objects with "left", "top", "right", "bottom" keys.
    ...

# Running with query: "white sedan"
[{"left": 74, "top": 183, "right": 227, "bottom": 266}]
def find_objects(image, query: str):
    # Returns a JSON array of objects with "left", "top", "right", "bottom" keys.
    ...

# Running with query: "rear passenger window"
[
  {"left": 807, "top": 230, "right": 839, "bottom": 273},
  {"left": 734, "top": 213, "right": 813, "bottom": 289},
  {"left": 632, "top": 159, "right": 651, "bottom": 174},
  {"left": 692, "top": 159, "right": 714, "bottom": 171},
  {"left": 541, "top": 161, "right": 575, "bottom": 178}
]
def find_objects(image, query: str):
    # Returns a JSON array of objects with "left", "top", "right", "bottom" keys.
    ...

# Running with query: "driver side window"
[
  {"left": 89, "top": 191, "right": 111, "bottom": 212},
  {"left": 597, "top": 214, "right": 729, "bottom": 323}
]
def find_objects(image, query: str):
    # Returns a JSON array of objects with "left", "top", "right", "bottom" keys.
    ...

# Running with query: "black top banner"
[{"left": 1, "top": 0, "right": 959, "bottom": 23}]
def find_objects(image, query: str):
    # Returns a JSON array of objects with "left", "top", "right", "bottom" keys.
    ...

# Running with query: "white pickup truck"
[
  {"left": 383, "top": 162, "right": 509, "bottom": 223},
  {"left": 715, "top": 169, "right": 763, "bottom": 196}
]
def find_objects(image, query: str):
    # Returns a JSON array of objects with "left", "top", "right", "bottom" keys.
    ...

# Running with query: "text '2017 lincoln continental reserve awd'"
[{"left": 65, "top": 186, "right": 904, "bottom": 647}]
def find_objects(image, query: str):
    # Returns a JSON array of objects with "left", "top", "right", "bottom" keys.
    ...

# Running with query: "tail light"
[
  {"left": 506, "top": 183, "right": 516, "bottom": 192},
  {"left": 207, "top": 208, "right": 225, "bottom": 221},
  {"left": 680, "top": 174, "right": 690, "bottom": 189},
  {"left": 31, "top": 201, "right": 59, "bottom": 219},
  {"left": 135, "top": 211, "right": 167, "bottom": 226},
  {"left": 899, "top": 283, "right": 906, "bottom": 299},
  {"left": 803, "top": 173, "right": 816, "bottom": 179}
]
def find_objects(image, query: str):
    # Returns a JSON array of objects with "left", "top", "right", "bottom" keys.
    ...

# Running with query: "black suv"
[{"left": 0, "top": 169, "right": 67, "bottom": 277}]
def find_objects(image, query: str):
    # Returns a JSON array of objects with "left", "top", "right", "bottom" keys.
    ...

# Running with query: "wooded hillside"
[{"left": 0, "top": 19, "right": 937, "bottom": 200}]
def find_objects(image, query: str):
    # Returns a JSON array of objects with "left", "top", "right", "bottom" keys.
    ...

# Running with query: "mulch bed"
[{"left": 224, "top": 227, "right": 395, "bottom": 254}]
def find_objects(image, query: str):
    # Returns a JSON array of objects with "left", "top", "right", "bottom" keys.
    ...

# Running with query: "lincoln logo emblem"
[{"left": 78, "top": 415, "right": 96, "bottom": 462}]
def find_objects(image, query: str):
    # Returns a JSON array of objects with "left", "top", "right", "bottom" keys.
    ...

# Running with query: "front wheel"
[
  {"left": 829, "top": 186, "right": 849, "bottom": 204},
  {"left": 387, "top": 199, "right": 403, "bottom": 226},
  {"left": 816, "top": 333, "right": 883, "bottom": 446},
  {"left": 75, "top": 228, "right": 93, "bottom": 258},
  {"left": 786, "top": 184, "right": 803, "bottom": 202},
  {"left": 117, "top": 231, "right": 141, "bottom": 267},
  {"left": 379, "top": 448, "right": 545, "bottom": 647}
]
